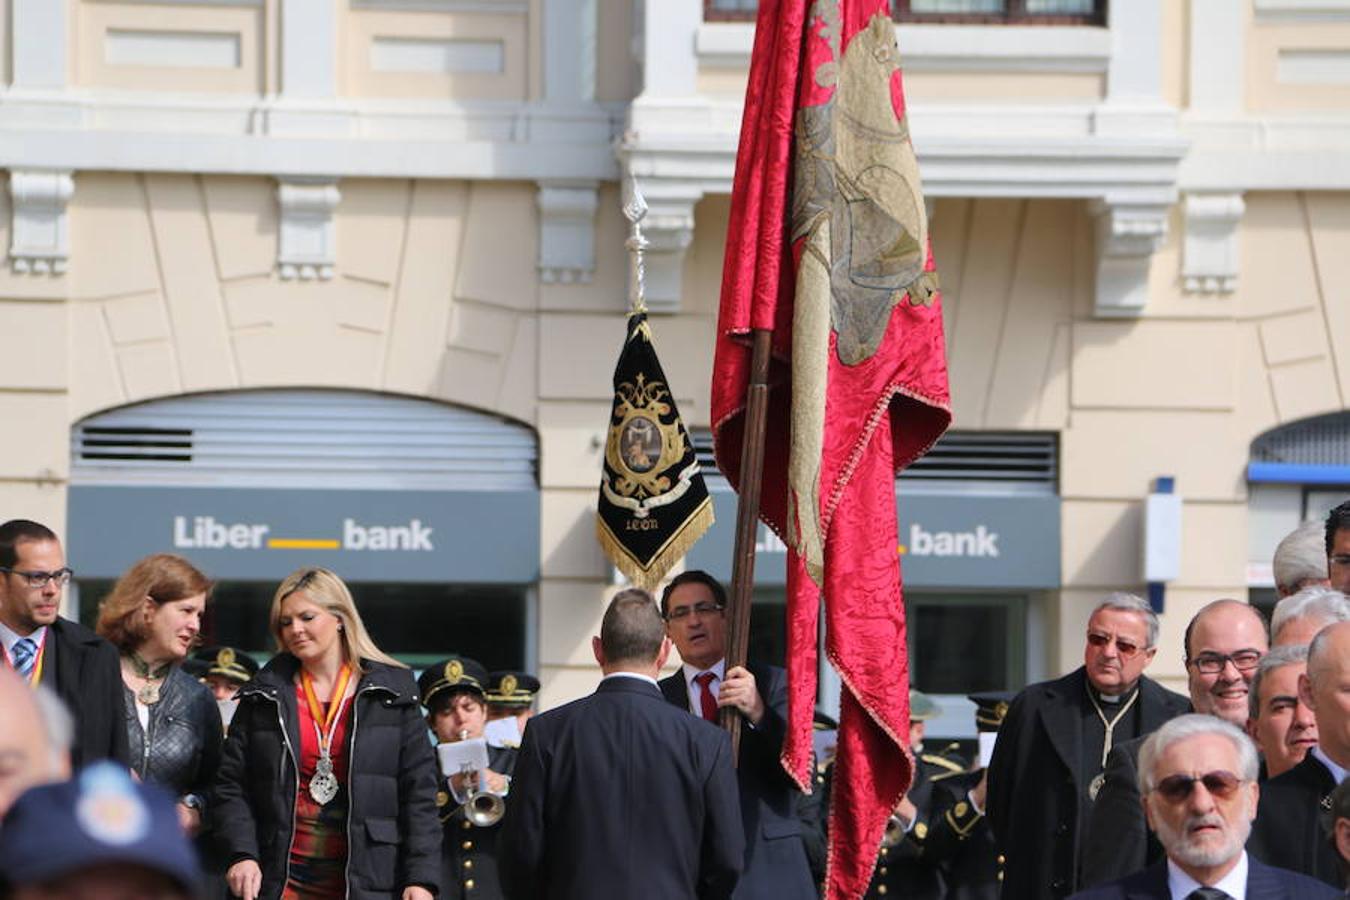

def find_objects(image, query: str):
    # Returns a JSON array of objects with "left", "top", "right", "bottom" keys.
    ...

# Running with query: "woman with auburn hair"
[
  {"left": 96, "top": 552, "right": 222, "bottom": 834},
  {"left": 212, "top": 567, "right": 440, "bottom": 900}
]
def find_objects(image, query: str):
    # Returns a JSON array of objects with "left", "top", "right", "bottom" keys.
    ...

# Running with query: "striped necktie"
[{"left": 11, "top": 637, "right": 37, "bottom": 679}]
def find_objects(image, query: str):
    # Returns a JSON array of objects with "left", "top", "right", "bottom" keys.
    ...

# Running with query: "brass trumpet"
[
  {"left": 456, "top": 730, "right": 505, "bottom": 827},
  {"left": 880, "top": 813, "right": 908, "bottom": 848}
]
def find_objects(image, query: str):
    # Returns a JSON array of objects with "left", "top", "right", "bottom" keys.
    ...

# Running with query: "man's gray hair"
[
  {"left": 1092, "top": 592, "right": 1159, "bottom": 649},
  {"left": 1137, "top": 714, "right": 1260, "bottom": 795},
  {"left": 1273, "top": 521, "right": 1330, "bottom": 596},
  {"left": 33, "top": 685, "right": 73, "bottom": 773},
  {"left": 1248, "top": 643, "right": 1308, "bottom": 720},
  {"left": 1271, "top": 586, "right": 1350, "bottom": 644},
  {"left": 1307, "top": 620, "right": 1350, "bottom": 687}
]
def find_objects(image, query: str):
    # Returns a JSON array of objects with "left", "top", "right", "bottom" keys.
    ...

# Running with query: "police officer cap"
[
  {"left": 968, "top": 690, "right": 1015, "bottom": 733},
  {"left": 910, "top": 689, "right": 939, "bottom": 721},
  {"left": 191, "top": 645, "right": 260, "bottom": 685},
  {"left": 0, "top": 763, "right": 199, "bottom": 892},
  {"left": 419, "top": 655, "right": 489, "bottom": 709},
  {"left": 485, "top": 670, "right": 540, "bottom": 708}
]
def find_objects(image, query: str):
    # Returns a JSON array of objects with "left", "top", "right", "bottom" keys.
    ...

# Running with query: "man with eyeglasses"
[
  {"left": 657, "top": 570, "right": 816, "bottom": 900},
  {"left": 988, "top": 593, "right": 1188, "bottom": 900},
  {"left": 1326, "top": 500, "right": 1350, "bottom": 594},
  {"left": 1082, "top": 599, "right": 1269, "bottom": 887},
  {"left": 1068, "top": 714, "right": 1337, "bottom": 899},
  {"left": 0, "top": 518, "right": 128, "bottom": 769},
  {"left": 1249, "top": 620, "right": 1350, "bottom": 887}
]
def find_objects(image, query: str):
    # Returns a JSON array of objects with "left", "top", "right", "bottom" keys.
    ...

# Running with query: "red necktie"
[{"left": 695, "top": 671, "right": 719, "bottom": 723}]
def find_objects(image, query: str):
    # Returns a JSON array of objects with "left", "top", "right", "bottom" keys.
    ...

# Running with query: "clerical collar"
[{"left": 1090, "top": 683, "right": 1137, "bottom": 706}]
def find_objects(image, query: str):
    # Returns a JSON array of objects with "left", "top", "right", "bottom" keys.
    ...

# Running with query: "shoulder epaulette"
[{"left": 921, "top": 753, "right": 965, "bottom": 774}]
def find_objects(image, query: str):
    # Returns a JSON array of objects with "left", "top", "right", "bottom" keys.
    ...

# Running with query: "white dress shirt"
[
  {"left": 0, "top": 620, "right": 47, "bottom": 669},
  {"left": 1165, "top": 851, "right": 1247, "bottom": 900},
  {"left": 601, "top": 671, "right": 660, "bottom": 688},
  {"left": 681, "top": 659, "right": 726, "bottom": 712}
]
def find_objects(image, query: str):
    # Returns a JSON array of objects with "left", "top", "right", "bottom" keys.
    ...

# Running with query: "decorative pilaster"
[
  {"left": 1182, "top": 193, "right": 1244, "bottom": 295},
  {"left": 277, "top": 178, "right": 340, "bottom": 281},
  {"left": 8, "top": 170, "right": 75, "bottom": 275},
  {"left": 537, "top": 181, "right": 598, "bottom": 284},
  {"left": 1091, "top": 199, "right": 1169, "bottom": 317}
]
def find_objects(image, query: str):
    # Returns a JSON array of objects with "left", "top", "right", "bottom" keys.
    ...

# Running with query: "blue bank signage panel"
[
  {"left": 68, "top": 485, "right": 539, "bottom": 584},
  {"left": 683, "top": 490, "right": 1060, "bottom": 589}
]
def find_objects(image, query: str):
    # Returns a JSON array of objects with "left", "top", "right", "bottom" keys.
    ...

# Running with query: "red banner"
[{"left": 711, "top": 2, "right": 951, "bottom": 897}]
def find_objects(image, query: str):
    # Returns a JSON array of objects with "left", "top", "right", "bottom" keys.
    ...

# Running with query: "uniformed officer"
[
  {"left": 483, "top": 669, "right": 540, "bottom": 748},
  {"left": 921, "top": 691, "right": 1012, "bottom": 900},
  {"left": 191, "top": 645, "right": 260, "bottom": 700},
  {"left": 419, "top": 656, "right": 517, "bottom": 900},
  {"left": 864, "top": 690, "right": 966, "bottom": 899}
]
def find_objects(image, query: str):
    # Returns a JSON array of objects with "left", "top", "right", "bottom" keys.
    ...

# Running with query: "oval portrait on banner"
[{"left": 621, "top": 415, "right": 663, "bottom": 474}]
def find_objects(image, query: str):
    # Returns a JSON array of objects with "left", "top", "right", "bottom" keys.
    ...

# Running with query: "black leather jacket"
[{"left": 123, "top": 665, "right": 224, "bottom": 801}]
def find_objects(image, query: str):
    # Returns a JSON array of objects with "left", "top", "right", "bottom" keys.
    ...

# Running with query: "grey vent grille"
[
  {"left": 72, "top": 390, "right": 537, "bottom": 491},
  {"left": 693, "top": 430, "right": 1057, "bottom": 489},
  {"left": 1251, "top": 412, "right": 1350, "bottom": 466}
]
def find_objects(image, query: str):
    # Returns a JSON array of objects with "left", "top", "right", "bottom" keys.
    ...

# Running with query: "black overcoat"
[
  {"left": 210, "top": 654, "right": 441, "bottom": 900},
  {"left": 986, "top": 667, "right": 1189, "bottom": 899}
]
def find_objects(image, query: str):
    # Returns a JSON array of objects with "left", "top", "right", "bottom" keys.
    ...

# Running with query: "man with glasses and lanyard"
[
  {"left": 1081, "top": 599, "right": 1270, "bottom": 887},
  {"left": 1068, "top": 714, "right": 1337, "bottom": 900},
  {"left": 0, "top": 519, "right": 128, "bottom": 769},
  {"left": 988, "top": 593, "right": 1188, "bottom": 899}
]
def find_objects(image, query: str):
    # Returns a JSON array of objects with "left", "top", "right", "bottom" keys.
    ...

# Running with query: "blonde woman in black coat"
[{"left": 212, "top": 568, "right": 440, "bottom": 900}]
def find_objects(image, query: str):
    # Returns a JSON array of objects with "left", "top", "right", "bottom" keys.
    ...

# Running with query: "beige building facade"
[{"left": 2, "top": 0, "right": 1348, "bottom": 730}]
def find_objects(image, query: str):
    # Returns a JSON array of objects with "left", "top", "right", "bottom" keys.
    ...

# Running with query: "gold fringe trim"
[{"left": 596, "top": 496, "right": 715, "bottom": 591}]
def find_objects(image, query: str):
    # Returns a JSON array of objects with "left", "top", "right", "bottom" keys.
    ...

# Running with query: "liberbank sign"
[
  {"left": 684, "top": 490, "right": 1060, "bottom": 589},
  {"left": 68, "top": 486, "right": 539, "bottom": 584}
]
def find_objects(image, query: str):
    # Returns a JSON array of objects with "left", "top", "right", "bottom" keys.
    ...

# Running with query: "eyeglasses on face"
[
  {"left": 1151, "top": 770, "right": 1243, "bottom": 803},
  {"left": 1086, "top": 631, "right": 1143, "bottom": 659},
  {"left": 1187, "top": 650, "right": 1262, "bottom": 674},
  {"left": 665, "top": 600, "right": 725, "bottom": 622},
  {"left": 0, "top": 567, "right": 74, "bottom": 589}
]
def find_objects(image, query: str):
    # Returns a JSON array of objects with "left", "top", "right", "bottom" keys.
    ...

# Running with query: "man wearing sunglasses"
[
  {"left": 1249, "top": 620, "right": 1350, "bottom": 888},
  {"left": 1068, "top": 714, "right": 1337, "bottom": 899},
  {"left": 0, "top": 518, "right": 128, "bottom": 768},
  {"left": 1081, "top": 599, "right": 1269, "bottom": 888},
  {"left": 988, "top": 593, "right": 1188, "bottom": 900}
]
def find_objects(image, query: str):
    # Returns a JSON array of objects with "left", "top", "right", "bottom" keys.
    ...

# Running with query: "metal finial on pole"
[{"left": 623, "top": 174, "right": 649, "bottom": 317}]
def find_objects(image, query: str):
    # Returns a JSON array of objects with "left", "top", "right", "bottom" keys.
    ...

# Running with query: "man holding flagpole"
[{"left": 710, "top": 1, "right": 951, "bottom": 898}]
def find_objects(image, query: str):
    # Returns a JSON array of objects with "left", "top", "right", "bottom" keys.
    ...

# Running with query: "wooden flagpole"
[{"left": 722, "top": 327, "right": 774, "bottom": 762}]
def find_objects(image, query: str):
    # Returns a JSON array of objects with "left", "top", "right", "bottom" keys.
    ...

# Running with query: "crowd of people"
[{"left": 0, "top": 500, "right": 1348, "bottom": 900}]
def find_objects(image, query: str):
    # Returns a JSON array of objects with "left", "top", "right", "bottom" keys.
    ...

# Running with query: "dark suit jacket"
[
  {"left": 42, "top": 617, "right": 130, "bottom": 769},
  {"left": 986, "top": 668, "right": 1189, "bottom": 900},
  {"left": 659, "top": 662, "right": 817, "bottom": 900},
  {"left": 1248, "top": 753, "right": 1341, "bottom": 888},
  {"left": 499, "top": 675, "right": 744, "bottom": 900},
  {"left": 1065, "top": 856, "right": 1340, "bottom": 899}
]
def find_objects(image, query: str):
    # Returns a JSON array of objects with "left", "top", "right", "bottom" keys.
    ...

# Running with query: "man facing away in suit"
[
  {"left": 1248, "top": 620, "right": 1350, "bottom": 887},
  {"left": 499, "top": 588, "right": 744, "bottom": 900},
  {"left": 657, "top": 570, "right": 817, "bottom": 900},
  {"left": 0, "top": 519, "right": 128, "bottom": 770},
  {"left": 1069, "top": 714, "right": 1337, "bottom": 900}
]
